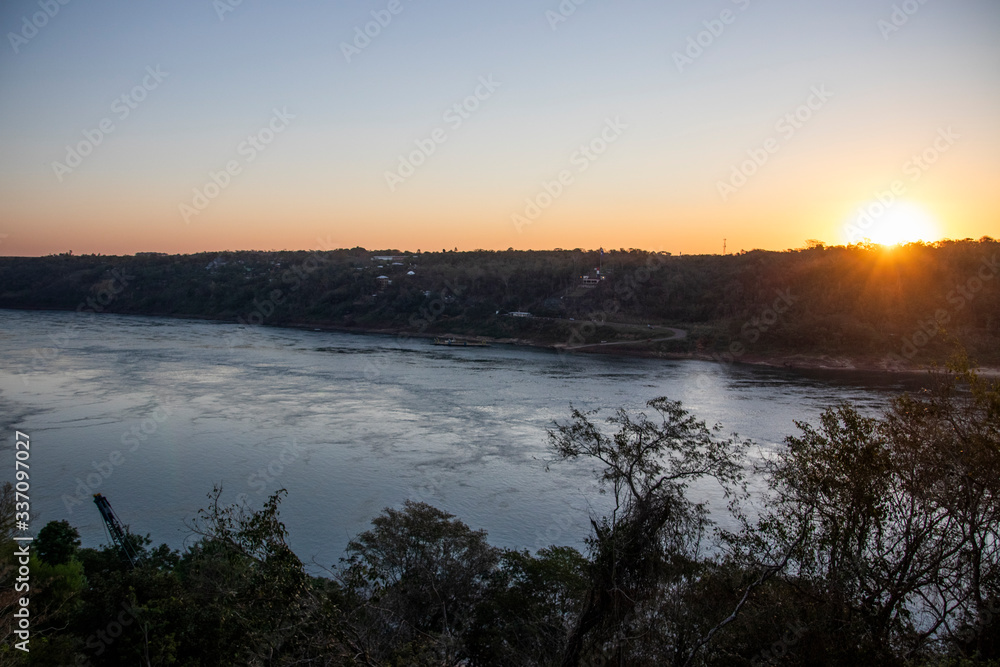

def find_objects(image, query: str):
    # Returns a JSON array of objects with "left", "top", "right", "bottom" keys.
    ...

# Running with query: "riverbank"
[
  {"left": 5, "top": 306, "right": 997, "bottom": 377},
  {"left": 278, "top": 317, "right": 1000, "bottom": 377},
  {"left": 3, "top": 244, "right": 998, "bottom": 376}
]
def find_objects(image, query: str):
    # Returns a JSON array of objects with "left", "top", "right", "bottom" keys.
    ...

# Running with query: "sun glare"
[
  {"left": 844, "top": 200, "right": 943, "bottom": 247},
  {"left": 863, "top": 201, "right": 942, "bottom": 246}
]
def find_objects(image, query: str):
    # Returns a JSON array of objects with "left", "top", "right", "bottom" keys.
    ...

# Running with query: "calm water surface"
[{"left": 0, "top": 310, "right": 931, "bottom": 568}]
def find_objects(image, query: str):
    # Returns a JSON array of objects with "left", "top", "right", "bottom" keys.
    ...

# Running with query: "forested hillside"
[{"left": 1, "top": 239, "right": 997, "bottom": 366}]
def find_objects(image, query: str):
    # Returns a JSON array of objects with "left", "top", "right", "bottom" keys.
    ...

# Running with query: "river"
[{"left": 0, "top": 309, "right": 929, "bottom": 568}]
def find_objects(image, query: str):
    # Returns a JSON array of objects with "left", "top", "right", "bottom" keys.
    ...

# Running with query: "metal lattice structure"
[{"left": 92, "top": 493, "right": 142, "bottom": 569}]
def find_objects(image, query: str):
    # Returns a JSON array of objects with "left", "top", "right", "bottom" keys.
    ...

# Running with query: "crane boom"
[{"left": 93, "top": 493, "right": 142, "bottom": 569}]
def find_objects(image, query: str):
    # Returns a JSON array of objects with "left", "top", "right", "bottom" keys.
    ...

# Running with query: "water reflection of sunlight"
[{"left": 1, "top": 310, "right": 903, "bottom": 568}]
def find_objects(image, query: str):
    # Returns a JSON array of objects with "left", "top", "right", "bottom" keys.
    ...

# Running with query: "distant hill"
[{"left": 1, "top": 241, "right": 998, "bottom": 369}]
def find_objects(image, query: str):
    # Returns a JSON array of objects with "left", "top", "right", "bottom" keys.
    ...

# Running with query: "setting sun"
[
  {"left": 869, "top": 202, "right": 942, "bottom": 246},
  {"left": 849, "top": 201, "right": 943, "bottom": 246}
]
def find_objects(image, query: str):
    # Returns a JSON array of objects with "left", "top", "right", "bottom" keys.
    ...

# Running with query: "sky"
[{"left": 0, "top": 0, "right": 997, "bottom": 256}]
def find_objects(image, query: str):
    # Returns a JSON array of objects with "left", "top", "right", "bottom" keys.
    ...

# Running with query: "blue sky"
[{"left": 1, "top": 0, "right": 997, "bottom": 254}]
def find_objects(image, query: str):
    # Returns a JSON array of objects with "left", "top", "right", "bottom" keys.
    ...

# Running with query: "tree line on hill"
[
  {"left": 2, "top": 362, "right": 998, "bottom": 665},
  {"left": 0, "top": 239, "right": 998, "bottom": 365}
]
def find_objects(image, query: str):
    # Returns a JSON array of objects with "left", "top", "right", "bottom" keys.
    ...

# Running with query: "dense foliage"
[
  {"left": 1, "top": 239, "right": 998, "bottom": 365},
  {"left": 1, "top": 364, "right": 997, "bottom": 665}
]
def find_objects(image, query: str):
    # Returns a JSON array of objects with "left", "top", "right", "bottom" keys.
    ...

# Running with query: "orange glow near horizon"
[
  {"left": 1, "top": 3, "right": 997, "bottom": 257},
  {"left": 0, "top": 194, "right": 988, "bottom": 257},
  {"left": 3, "top": 136, "right": 992, "bottom": 256}
]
